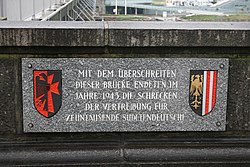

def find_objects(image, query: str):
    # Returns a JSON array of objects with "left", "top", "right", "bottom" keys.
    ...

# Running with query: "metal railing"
[
  {"left": 0, "top": 0, "right": 96, "bottom": 21},
  {"left": 65, "top": 0, "right": 96, "bottom": 21}
]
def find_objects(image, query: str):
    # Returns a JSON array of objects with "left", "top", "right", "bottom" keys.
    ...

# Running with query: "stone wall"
[{"left": 0, "top": 21, "right": 249, "bottom": 166}]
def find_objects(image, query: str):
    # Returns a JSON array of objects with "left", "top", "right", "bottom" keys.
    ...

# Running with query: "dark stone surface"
[
  {"left": 0, "top": 28, "right": 104, "bottom": 47},
  {"left": 0, "top": 141, "right": 250, "bottom": 166},
  {"left": 227, "top": 59, "right": 250, "bottom": 131},
  {"left": 0, "top": 22, "right": 249, "bottom": 47},
  {"left": 0, "top": 22, "right": 104, "bottom": 47},
  {"left": 108, "top": 29, "right": 250, "bottom": 47},
  {"left": 0, "top": 143, "right": 121, "bottom": 166},
  {"left": 107, "top": 22, "right": 250, "bottom": 47},
  {"left": 0, "top": 22, "right": 249, "bottom": 165},
  {"left": 124, "top": 146, "right": 250, "bottom": 162},
  {"left": 0, "top": 58, "right": 16, "bottom": 134}
]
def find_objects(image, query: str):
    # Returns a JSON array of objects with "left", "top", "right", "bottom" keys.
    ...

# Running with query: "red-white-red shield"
[{"left": 189, "top": 70, "right": 217, "bottom": 116}]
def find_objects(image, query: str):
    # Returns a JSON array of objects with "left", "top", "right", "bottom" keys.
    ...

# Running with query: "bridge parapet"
[
  {"left": 0, "top": 21, "right": 249, "bottom": 48},
  {"left": 0, "top": 21, "right": 249, "bottom": 166}
]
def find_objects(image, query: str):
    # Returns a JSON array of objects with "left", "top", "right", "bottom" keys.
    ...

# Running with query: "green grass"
[
  {"left": 152, "top": 0, "right": 165, "bottom": 5},
  {"left": 182, "top": 14, "right": 250, "bottom": 21},
  {"left": 102, "top": 14, "right": 150, "bottom": 21},
  {"left": 0, "top": 54, "right": 12, "bottom": 59}
]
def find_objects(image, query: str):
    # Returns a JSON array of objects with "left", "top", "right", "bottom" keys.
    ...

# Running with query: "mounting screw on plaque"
[
  {"left": 28, "top": 123, "right": 34, "bottom": 128},
  {"left": 219, "top": 63, "right": 225, "bottom": 69},
  {"left": 28, "top": 64, "right": 32, "bottom": 68},
  {"left": 216, "top": 121, "right": 221, "bottom": 127}
]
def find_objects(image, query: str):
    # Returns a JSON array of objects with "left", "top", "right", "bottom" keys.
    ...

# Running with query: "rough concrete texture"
[
  {"left": 227, "top": 59, "right": 250, "bottom": 131},
  {"left": 0, "top": 58, "right": 16, "bottom": 134},
  {"left": 109, "top": 29, "right": 250, "bottom": 47},
  {"left": 0, "top": 142, "right": 250, "bottom": 166},
  {"left": 107, "top": 22, "right": 250, "bottom": 47},
  {"left": 0, "top": 22, "right": 104, "bottom": 47},
  {"left": 0, "top": 22, "right": 249, "bottom": 47}
]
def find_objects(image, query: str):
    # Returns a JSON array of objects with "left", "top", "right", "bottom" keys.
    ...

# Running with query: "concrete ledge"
[
  {"left": 0, "top": 21, "right": 249, "bottom": 47},
  {"left": 107, "top": 21, "right": 250, "bottom": 30},
  {"left": 0, "top": 22, "right": 104, "bottom": 47},
  {"left": 0, "top": 21, "right": 248, "bottom": 30},
  {"left": 0, "top": 142, "right": 249, "bottom": 166},
  {"left": 107, "top": 21, "right": 250, "bottom": 47},
  {"left": 0, "top": 21, "right": 104, "bottom": 29}
]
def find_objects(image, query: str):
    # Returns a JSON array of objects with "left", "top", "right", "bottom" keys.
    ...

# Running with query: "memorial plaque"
[{"left": 22, "top": 58, "right": 229, "bottom": 132}]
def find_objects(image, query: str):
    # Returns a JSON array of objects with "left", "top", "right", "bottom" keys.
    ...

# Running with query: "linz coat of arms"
[
  {"left": 189, "top": 70, "right": 218, "bottom": 116},
  {"left": 33, "top": 70, "right": 62, "bottom": 118}
]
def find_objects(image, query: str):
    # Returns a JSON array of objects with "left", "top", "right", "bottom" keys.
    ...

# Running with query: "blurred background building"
[
  {"left": 0, "top": 0, "right": 249, "bottom": 21},
  {"left": 0, "top": 0, "right": 104, "bottom": 21}
]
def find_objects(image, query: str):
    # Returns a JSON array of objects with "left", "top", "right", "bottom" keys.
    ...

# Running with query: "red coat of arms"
[{"left": 33, "top": 70, "right": 62, "bottom": 118}]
